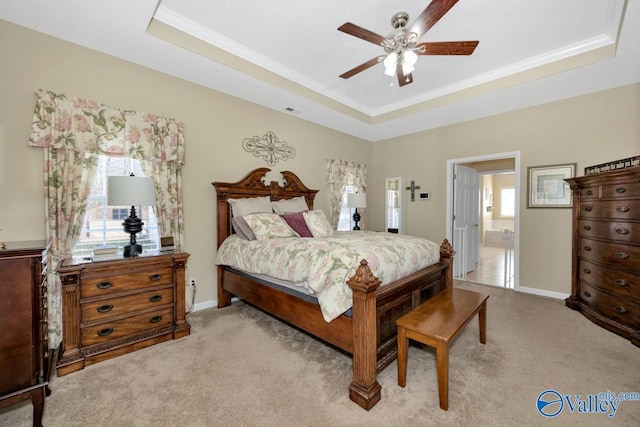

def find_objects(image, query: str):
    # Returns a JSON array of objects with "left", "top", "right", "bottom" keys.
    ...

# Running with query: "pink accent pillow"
[{"left": 280, "top": 212, "right": 313, "bottom": 237}]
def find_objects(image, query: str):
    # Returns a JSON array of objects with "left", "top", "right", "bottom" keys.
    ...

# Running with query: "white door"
[{"left": 453, "top": 164, "right": 480, "bottom": 277}]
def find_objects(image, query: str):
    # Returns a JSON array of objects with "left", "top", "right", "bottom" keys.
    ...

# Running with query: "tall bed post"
[{"left": 346, "top": 260, "right": 382, "bottom": 410}]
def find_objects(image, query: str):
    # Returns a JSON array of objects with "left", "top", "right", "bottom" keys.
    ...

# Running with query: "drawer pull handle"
[
  {"left": 616, "top": 206, "right": 630, "bottom": 213},
  {"left": 148, "top": 273, "right": 162, "bottom": 281},
  {"left": 616, "top": 252, "right": 629, "bottom": 259},
  {"left": 615, "top": 279, "right": 628, "bottom": 287},
  {"left": 584, "top": 246, "right": 592, "bottom": 252},
  {"left": 96, "top": 281, "right": 113, "bottom": 289},
  {"left": 585, "top": 190, "right": 593, "bottom": 196},
  {"left": 583, "top": 225, "right": 591, "bottom": 231},
  {"left": 615, "top": 228, "right": 630, "bottom": 235},
  {"left": 584, "top": 206, "right": 593, "bottom": 212},
  {"left": 583, "top": 291, "right": 591, "bottom": 298},
  {"left": 615, "top": 306, "right": 628, "bottom": 314},
  {"left": 583, "top": 268, "right": 591, "bottom": 274},
  {"left": 615, "top": 187, "right": 626, "bottom": 194},
  {"left": 97, "top": 304, "right": 113, "bottom": 313},
  {"left": 149, "top": 315, "right": 163, "bottom": 323},
  {"left": 97, "top": 328, "right": 113, "bottom": 337},
  {"left": 149, "top": 294, "right": 162, "bottom": 303}
]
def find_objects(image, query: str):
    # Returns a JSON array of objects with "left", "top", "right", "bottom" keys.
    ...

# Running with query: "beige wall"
[
  {"left": 0, "top": 20, "right": 371, "bottom": 307},
  {"left": 371, "top": 84, "right": 640, "bottom": 294},
  {"left": 2, "top": 19, "right": 639, "bottom": 303}
]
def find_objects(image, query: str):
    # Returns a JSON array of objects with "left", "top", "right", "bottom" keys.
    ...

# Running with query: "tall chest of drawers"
[
  {"left": 565, "top": 167, "right": 640, "bottom": 347},
  {"left": 0, "top": 240, "right": 52, "bottom": 427},
  {"left": 56, "top": 252, "right": 190, "bottom": 375}
]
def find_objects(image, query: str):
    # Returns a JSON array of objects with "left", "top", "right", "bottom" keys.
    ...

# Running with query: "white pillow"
[
  {"left": 271, "top": 196, "right": 309, "bottom": 215},
  {"left": 227, "top": 196, "right": 272, "bottom": 217},
  {"left": 303, "top": 210, "right": 334, "bottom": 238},
  {"left": 243, "top": 213, "right": 298, "bottom": 241}
]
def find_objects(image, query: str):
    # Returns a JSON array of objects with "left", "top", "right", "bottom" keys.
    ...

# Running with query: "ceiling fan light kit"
[{"left": 338, "top": 0, "right": 479, "bottom": 87}]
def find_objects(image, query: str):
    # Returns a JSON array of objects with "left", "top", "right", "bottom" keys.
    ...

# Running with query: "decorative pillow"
[
  {"left": 243, "top": 213, "right": 298, "bottom": 241},
  {"left": 227, "top": 196, "right": 272, "bottom": 217},
  {"left": 280, "top": 212, "right": 313, "bottom": 237},
  {"left": 271, "top": 196, "right": 309, "bottom": 215},
  {"left": 303, "top": 210, "right": 334, "bottom": 238},
  {"left": 232, "top": 216, "right": 256, "bottom": 241}
]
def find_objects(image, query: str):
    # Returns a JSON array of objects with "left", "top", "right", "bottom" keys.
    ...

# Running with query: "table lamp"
[
  {"left": 107, "top": 174, "right": 156, "bottom": 257},
  {"left": 347, "top": 192, "right": 367, "bottom": 230}
]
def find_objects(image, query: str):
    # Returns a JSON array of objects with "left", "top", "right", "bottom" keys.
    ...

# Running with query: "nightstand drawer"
[
  {"left": 80, "top": 267, "right": 174, "bottom": 298},
  {"left": 81, "top": 287, "right": 174, "bottom": 322},
  {"left": 579, "top": 283, "right": 640, "bottom": 328},
  {"left": 578, "top": 220, "right": 640, "bottom": 242},
  {"left": 82, "top": 307, "right": 174, "bottom": 346},
  {"left": 580, "top": 238, "right": 640, "bottom": 270},
  {"left": 580, "top": 200, "right": 640, "bottom": 220},
  {"left": 579, "top": 260, "right": 639, "bottom": 299}
]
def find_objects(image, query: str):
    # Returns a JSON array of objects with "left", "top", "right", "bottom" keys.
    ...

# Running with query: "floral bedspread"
[{"left": 215, "top": 231, "right": 441, "bottom": 322}]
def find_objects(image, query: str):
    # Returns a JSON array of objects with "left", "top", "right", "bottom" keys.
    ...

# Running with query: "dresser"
[
  {"left": 56, "top": 252, "right": 190, "bottom": 375},
  {"left": 0, "top": 241, "right": 52, "bottom": 427},
  {"left": 565, "top": 167, "right": 640, "bottom": 347}
]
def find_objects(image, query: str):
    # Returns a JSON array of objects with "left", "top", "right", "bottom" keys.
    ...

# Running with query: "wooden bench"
[{"left": 396, "top": 287, "right": 489, "bottom": 410}]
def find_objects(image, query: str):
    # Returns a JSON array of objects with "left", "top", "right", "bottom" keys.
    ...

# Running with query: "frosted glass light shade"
[
  {"left": 347, "top": 192, "right": 367, "bottom": 209},
  {"left": 107, "top": 176, "right": 156, "bottom": 207}
]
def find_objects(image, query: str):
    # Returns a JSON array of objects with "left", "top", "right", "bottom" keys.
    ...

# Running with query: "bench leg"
[
  {"left": 479, "top": 301, "right": 487, "bottom": 344},
  {"left": 397, "top": 326, "right": 408, "bottom": 387},
  {"left": 436, "top": 339, "right": 449, "bottom": 411}
]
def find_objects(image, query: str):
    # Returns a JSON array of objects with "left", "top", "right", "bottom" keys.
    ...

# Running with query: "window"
[
  {"left": 337, "top": 185, "right": 356, "bottom": 231},
  {"left": 73, "top": 155, "right": 159, "bottom": 257},
  {"left": 500, "top": 186, "right": 515, "bottom": 217}
]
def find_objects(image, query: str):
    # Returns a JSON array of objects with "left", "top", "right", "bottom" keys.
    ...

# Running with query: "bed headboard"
[{"left": 212, "top": 168, "right": 319, "bottom": 248}]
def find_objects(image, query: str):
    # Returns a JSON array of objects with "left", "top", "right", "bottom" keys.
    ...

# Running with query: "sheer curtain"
[
  {"left": 326, "top": 158, "right": 368, "bottom": 229},
  {"left": 29, "top": 89, "right": 185, "bottom": 347}
]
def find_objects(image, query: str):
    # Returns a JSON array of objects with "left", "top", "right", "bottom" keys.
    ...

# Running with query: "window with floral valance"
[
  {"left": 326, "top": 158, "right": 368, "bottom": 230},
  {"left": 29, "top": 89, "right": 185, "bottom": 348}
]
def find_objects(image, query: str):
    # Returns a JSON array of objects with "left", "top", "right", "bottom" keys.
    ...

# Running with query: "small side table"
[{"left": 396, "top": 287, "right": 489, "bottom": 410}]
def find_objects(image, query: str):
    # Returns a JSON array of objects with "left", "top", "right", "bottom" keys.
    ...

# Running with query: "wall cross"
[{"left": 405, "top": 180, "right": 421, "bottom": 202}]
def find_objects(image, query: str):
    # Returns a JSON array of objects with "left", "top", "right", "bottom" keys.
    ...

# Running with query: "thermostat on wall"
[{"left": 419, "top": 192, "right": 431, "bottom": 200}]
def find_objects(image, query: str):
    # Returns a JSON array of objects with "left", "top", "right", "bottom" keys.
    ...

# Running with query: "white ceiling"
[{"left": 1, "top": 0, "right": 638, "bottom": 141}]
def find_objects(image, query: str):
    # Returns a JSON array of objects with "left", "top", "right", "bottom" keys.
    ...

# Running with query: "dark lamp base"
[{"left": 123, "top": 243, "right": 142, "bottom": 258}]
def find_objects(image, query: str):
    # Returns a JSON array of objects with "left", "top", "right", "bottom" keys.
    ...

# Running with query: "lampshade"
[
  {"left": 347, "top": 192, "right": 367, "bottom": 209},
  {"left": 107, "top": 176, "right": 156, "bottom": 207}
]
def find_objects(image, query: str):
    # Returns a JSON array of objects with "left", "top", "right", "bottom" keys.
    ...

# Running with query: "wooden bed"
[{"left": 212, "top": 168, "right": 453, "bottom": 410}]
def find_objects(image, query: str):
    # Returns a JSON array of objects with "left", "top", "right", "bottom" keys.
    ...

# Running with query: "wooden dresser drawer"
[
  {"left": 578, "top": 260, "right": 639, "bottom": 299},
  {"left": 82, "top": 307, "right": 174, "bottom": 346},
  {"left": 579, "top": 237, "right": 640, "bottom": 270},
  {"left": 579, "top": 220, "right": 640, "bottom": 242},
  {"left": 80, "top": 266, "right": 174, "bottom": 298},
  {"left": 602, "top": 181, "right": 640, "bottom": 199},
  {"left": 81, "top": 287, "right": 174, "bottom": 322},
  {"left": 579, "top": 283, "right": 640, "bottom": 328},
  {"left": 580, "top": 200, "right": 640, "bottom": 220},
  {"left": 580, "top": 185, "right": 600, "bottom": 199}
]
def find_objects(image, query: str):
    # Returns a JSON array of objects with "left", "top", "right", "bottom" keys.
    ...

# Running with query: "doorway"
[{"left": 446, "top": 152, "right": 520, "bottom": 289}]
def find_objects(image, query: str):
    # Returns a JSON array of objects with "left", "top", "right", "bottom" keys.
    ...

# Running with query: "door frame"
[{"left": 445, "top": 151, "right": 521, "bottom": 289}]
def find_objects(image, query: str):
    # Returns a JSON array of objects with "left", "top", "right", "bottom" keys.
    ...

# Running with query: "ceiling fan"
[{"left": 338, "top": 0, "right": 479, "bottom": 87}]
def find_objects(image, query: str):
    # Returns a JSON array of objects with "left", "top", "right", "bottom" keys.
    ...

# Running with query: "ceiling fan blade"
[
  {"left": 396, "top": 62, "right": 413, "bottom": 87},
  {"left": 415, "top": 41, "right": 479, "bottom": 55},
  {"left": 338, "top": 22, "right": 386, "bottom": 46},
  {"left": 408, "top": 0, "right": 459, "bottom": 40},
  {"left": 339, "top": 56, "right": 385, "bottom": 79}
]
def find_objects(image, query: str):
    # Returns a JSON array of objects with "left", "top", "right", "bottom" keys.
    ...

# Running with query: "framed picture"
[{"left": 527, "top": 163, "right": 576, "bottom": 208}]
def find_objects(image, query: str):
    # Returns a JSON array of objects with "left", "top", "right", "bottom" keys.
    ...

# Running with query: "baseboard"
[
  {"left": 516, "top": 286, "right": 569, "bottom": 300},
  {"left": 191, "top": 299, "right": 216, "bottom": 312}
]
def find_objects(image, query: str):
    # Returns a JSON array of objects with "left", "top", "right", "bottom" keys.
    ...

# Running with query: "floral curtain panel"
[
  {"left": 325, "top": 158, "right": 368, "bottom": 229},
  {"left": 29, "top": 89, "right": 185, "bottom": 347}
]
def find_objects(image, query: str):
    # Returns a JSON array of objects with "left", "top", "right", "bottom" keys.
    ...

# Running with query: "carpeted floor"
[{"left": 2, "top": 281, "right": 639, "bottom": 426}]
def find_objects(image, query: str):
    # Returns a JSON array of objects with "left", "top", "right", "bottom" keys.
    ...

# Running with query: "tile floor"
[{"left": 465, "top": 245, "right": 515, "bottom": 288}]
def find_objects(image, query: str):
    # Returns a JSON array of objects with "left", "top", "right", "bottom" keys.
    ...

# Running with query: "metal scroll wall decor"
[{"left": 242, "top": 131, "right": 296, "bottom": 166}]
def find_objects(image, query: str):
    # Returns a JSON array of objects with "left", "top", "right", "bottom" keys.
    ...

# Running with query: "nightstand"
[{"left": 56, "top": 251, "right": 190, "bottom": 375}]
